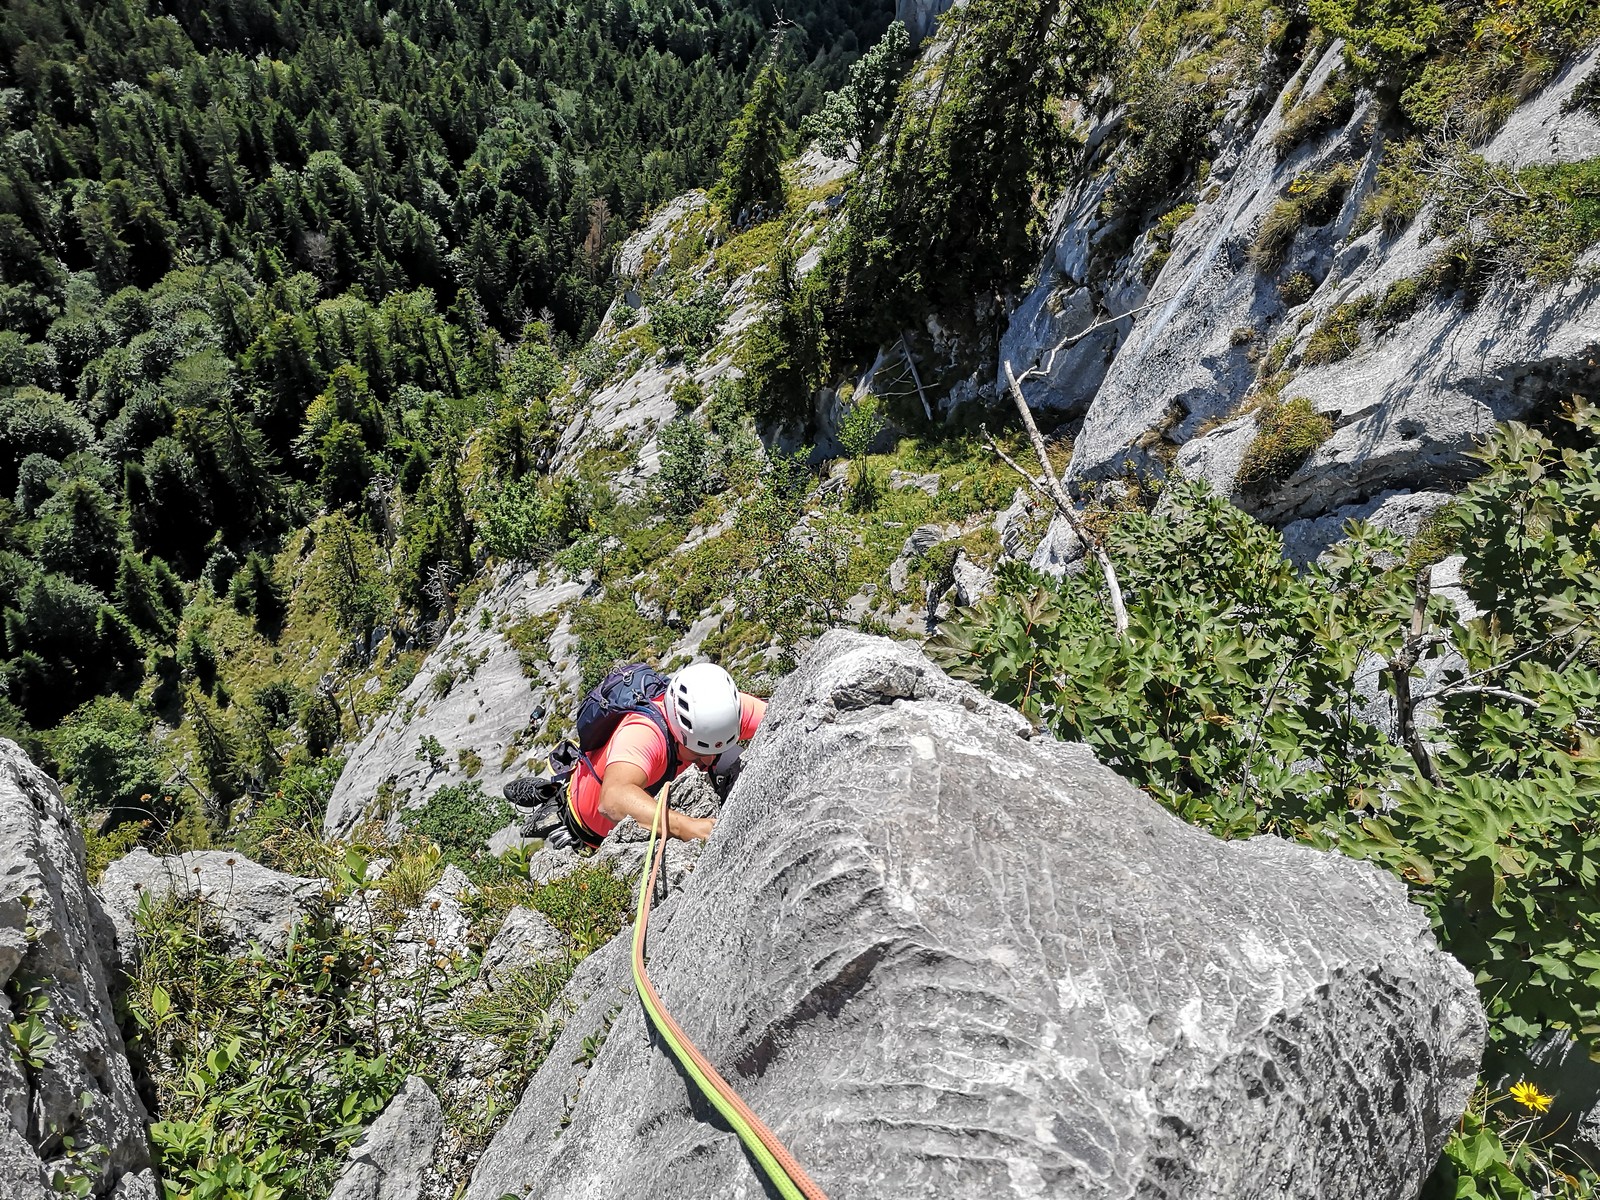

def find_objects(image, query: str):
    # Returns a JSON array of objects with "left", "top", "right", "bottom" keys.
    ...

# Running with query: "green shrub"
[
  {"left": 671, "top": 379, "right": 705, "bottom": 414},
  {"left": 48, "top": 696, "right": 162, "bottom": 815},
  {"left": 1236, "top": 396, "right": 1333, "bottom": 489},
  {"left": 646, "top": 278, "right": 726, "bottom": 363},
  {"left": 1429, "top": 153, "right": 1600, "bottom": 288},
  {"left": 937, "top": 403, "right": 1600, "bottom": 1194},
  {"left": 400, "top": 780, "right": 512, "bottom": 879},
  {"left": 1280, "top": 271, "right": 1317, "bottom": 306},
  {"left": 1251, "top": 163, "right": 1356, "bottom": 271},
  {"left": 837, "top": 393, "right": 887, "bottom": 511},
  {"left": 1374, "top": 275, "right": 1428, "bottom": 328},
  {"left": 1303, "top": 295, "right": 1376, "bottom": 366},
  {"left": 1271, "top": 71, "right": 1356, "bottom": 159},
  {"left": 1353, "top": 141, "right": 1428, "bottom": 237},
  {"left": 654, "top": 417, "right": 716, "bottom": 515},
  {"left": 129, "top": 897, "right": 403, "bottom": 1200}
]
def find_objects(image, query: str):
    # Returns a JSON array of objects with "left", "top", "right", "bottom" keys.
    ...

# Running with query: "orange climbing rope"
[{"left": 631, "top": 785, "right": 831, "bottom": 1200}]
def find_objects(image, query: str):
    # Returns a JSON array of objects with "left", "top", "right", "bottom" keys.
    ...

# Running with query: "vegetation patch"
[
  {"left": 1236, "top": 396, "right": 1333, "bottom": 490},
  {"left": 1303, "top": 295, "right": 1377, "bottom": 366},
  {"left": 1251, "top": 163, "right": 1356, "bottom": 272},
  {"left": 1271, "top": 70, "right": 1356, "bottom": 159},
  {"left": 399, "top": 782, "right": 513, "bottom": 883}
]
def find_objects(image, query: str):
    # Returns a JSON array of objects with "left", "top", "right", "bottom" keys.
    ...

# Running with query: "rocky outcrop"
[
  {"left": 465, "top": 633, "right": 1483, "bottom": 1200},
  {"left": 0, "top": 740, "right": 149, "bottom": 1198},
  {"left": 327, "top": 1076, "right": 445, "bottom": 1200},
  {"left": 96, "top": 848, "right": 325, "bottom": 967},
  {"left": 895, "top": 0, "right": 958, "bottom": 44},
  {"left": 1004, "top": 37, "right": 1600, "bottom": 541},
  {"left": 324, "top": 568, "right": 588, "bottom": 838}
]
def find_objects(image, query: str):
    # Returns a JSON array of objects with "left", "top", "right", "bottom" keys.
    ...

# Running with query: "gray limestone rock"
[
  {"left": 1278, "top": 490, "right": 1453, "bottom": 567},
  {"left": 324, "top": 568, "right": 588, "bottom": 838},
  {"left": 1029, "top": 512, "right": 1087, "bottom": 577},
  {"left": 480, "top": 908, "right": 570, "bottom": 985},
  {"left": 327, "top": 1076, "right": 445, "bottom": 1200},
  {"left": 1170, "top": 412, "right": 1259, "bottom": 501},
  {"left": 950, "top": 549, "right": 993, "bottom": 607},
  {"left": 994, "top": 487, "right": 1038, "bottom": 559},
  {"left": 465, "top": 633, "right": 1482, "bottom": 1200},
  {"left": 0, "top": 740, "right": 149, "bottom": 1197},
  {"left": 1048, "top": 44, "right": 1600, "bottom": 526},
  {"left": 97, "top": 848, "right": 325, "bottom": 967}
]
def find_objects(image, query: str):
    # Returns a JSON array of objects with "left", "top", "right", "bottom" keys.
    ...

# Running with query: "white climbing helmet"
[{"left": 665, "top": 662, "right": 742, "bottom": 756}]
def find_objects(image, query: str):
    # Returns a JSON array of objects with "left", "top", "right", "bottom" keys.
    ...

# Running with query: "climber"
[{"left": 506, "top": 661, "right": 766, "bottom": 851}]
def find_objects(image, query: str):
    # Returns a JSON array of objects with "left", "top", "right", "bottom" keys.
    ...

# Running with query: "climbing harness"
[{"left": 631, "top": 786, "right": 830, "bottom": 1200}]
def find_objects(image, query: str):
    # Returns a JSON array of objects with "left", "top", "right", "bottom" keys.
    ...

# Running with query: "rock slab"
[
  {"left": 0, "top": 740, "right": 149, "bottom": 1198},
  {"left": 327, "top": 1076, "right": 444, "bottom": 1200},
  {"left": 466, "top": 634, "right": 1484, "bottom": 1200}
]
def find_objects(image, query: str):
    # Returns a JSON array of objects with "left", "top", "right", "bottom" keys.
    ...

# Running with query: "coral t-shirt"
[{"left": 569, "top": 693, "right": 767, "bottom": 837}]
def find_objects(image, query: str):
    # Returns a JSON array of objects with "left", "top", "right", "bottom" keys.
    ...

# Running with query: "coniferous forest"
[{"left": 0, "top": 0, "right": 890, "bottom": 780}]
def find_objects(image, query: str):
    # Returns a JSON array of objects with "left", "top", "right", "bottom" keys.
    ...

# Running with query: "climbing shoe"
[
  {"left": 503, "top": 776, "right": 563, "bottom": 808},
  {"left": 520, "top": 801, "right": 565, "bottom": 841}
]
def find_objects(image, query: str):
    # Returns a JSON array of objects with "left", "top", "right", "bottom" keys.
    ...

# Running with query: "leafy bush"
[
  {"left": 400, "top": 781, "right": 512, "bottom": 880},
  {"left": 128, "top": 897, "right": 402, "bottom": 1200},
  {"left": 478, "top": 475, "right": 592, "bottom": 563},
  {"left": 48, "top": 696, "right": 163, "bottom": 816},
  {"left": 646, "top": 280, "right": 726, "bottom": 363},
  {"left": 837, "top": 393, "right": 886, "bottom": 511},
  {"left": 1236, "top": 396, "right": 1333, "bottom": 490},
  {"left": 654, "top": 417, "right": 716, "bottom": 515},
  {"left": 938, "top": 404, "right": 1600, "bottom": 1193}
]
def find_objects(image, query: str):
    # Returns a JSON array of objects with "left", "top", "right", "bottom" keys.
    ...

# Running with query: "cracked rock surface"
[
  {"left": 0, "top": 739, "right": 148, "bottom": 1198},
  {"left": 464, "top": 633, "right": 1483, "bottom": 1200}
]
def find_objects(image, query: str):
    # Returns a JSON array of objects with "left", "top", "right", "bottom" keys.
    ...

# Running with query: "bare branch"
[
  {"left": 981, "top": 428, "right": 1046, "bottom": 492},
  {"left": 1389, "top": 569, "right": 1442, "bottom": 785},
  {"left": 1440, "top": 685, "right": 1543, "bottom": 709},
  {"left": 899, "top": 332, "right": 933, "bottom": 422},
  {"left": 1000, "top": 360, "right": 1130, "bottom": 639},
  {"left": 1012, "top": 301, "right": 1157, "bottom": 388}
]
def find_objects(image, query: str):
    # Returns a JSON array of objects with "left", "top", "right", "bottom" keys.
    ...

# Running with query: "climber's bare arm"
[{"left": 599, "top": 761, "right": 714, "bottom": 841}]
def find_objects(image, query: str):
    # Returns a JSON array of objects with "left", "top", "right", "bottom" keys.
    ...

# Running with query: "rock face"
[
  {"left": 324, "top": 567, "right": 588, "bottom": 838},
  {"left": 465, "top": 634, "right": 1484, "bottom": 1200},
  {"left": 97, "top": 848, "right": 325, "bottom": 967},
  {"left": 327, "top": 1076, "right": 445, "bottom": 1200},
  {"left": 0, "top": 740, "right": 149, "bottom": 1198},
  {"left": 1004, "top": 38, "right": 1600, "bottom": 540},
  {"left": 895, "top": 0, "right": 958, "bottom": 43}
]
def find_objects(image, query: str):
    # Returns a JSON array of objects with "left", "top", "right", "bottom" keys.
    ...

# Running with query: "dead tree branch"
[
  {"left": 1013, "top": 301, "right": 1157, "bottom": 388},
  {"left": 899, "top": 332, "right": 933, "bottom": 422},
  {"left": 1389, "top": 569, "right": 1443, "bottom": 785},
  {"left": 997, "top": 360, "right": 1130, "bottom": 639}
]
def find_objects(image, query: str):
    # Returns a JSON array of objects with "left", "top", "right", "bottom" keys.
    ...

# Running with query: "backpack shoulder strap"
[{"left": 635, "top": 700, "right": 679, "bottom": 790}]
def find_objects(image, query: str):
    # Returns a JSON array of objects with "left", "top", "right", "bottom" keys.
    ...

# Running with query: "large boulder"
[
  {"left": 0, "top": 740, "right": 149, "bottom": 1198},
  {"left": 97, "top": 848, "right": 325, "bottom": 967},
  {"left": 327, "top": 1076, "right": 444, "bottom": 1200},
  {"left": 465, "top": 633, "right": 1484, "bottom": 1200}
]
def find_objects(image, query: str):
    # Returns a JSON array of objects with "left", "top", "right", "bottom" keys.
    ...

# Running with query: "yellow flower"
[{"left": 1509, "top": 1080, "right": 1553, "bottom": 1114}]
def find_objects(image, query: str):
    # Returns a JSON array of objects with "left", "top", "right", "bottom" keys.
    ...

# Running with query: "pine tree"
[{"left": 711, "top": 60, "right": 786, "bottom": 223}]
